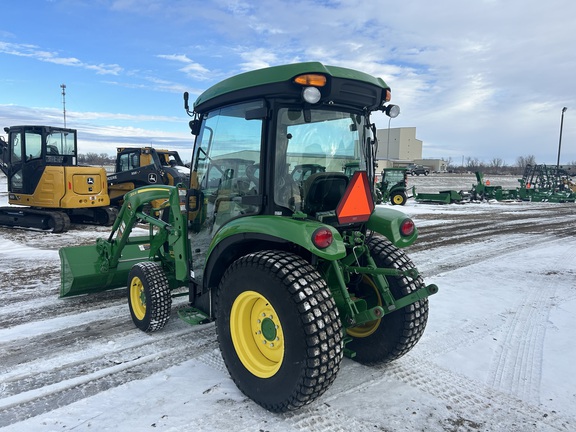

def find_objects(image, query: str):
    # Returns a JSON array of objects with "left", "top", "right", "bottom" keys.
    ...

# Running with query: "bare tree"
[
  {"left": 485, "top": 157, "right": 506, "bottom": 174},
  {"left": 465, "top": 157, "right": 484, "bottom": 171},
  {"left": 489, "top": 157, "right": 504, "bottom": 168},
  {"left": 78, "top": 152, "right": 115, "bottom": 166},
  {"left": 516, "top": 155, "right": 536, "bottom": 174}
]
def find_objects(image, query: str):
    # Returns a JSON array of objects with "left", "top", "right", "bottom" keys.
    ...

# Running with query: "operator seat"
[{"left": 302, "top": 172, "right": 349, "bottom": 217}]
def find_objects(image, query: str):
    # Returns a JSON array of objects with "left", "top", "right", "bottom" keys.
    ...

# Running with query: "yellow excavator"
[{"left": 0, "top": 125, "right": 117, "bottom": 232}]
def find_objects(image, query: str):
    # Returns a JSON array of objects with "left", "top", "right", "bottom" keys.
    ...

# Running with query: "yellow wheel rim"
[
  {"left": 130, "top": 276, "right": 146, "bottom": 321},
  {"left": 392, "top": 194, "right": 404, "bottom": 205},
  {"left": 347, "top": 276, "right": 382, "bottom": 338},
  {"left": 230, "top": 291, "right": 284, "bottom": 378}
]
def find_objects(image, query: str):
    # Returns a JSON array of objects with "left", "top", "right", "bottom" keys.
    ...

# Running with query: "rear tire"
[
  {"left": 390, "top": 191, "right": 407, "bottom": 205},
  {"left": 128, "top": 262, "right": 171, "bottom": 332},
  {"left": 215, "top": 250, "right": 343, "bottom": 412},
  {"left": 346, "top": 235, "right": 429, "bottom": 364}
]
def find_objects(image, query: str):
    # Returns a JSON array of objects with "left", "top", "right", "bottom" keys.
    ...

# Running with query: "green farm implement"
[
  {"left": 414, "top": 166, "right": 576, "bottom": 204},
  {"left": 412, "top": 187, "right": 467, "bottom": 204},
  {"left": 59, "top": 62, "right": 438, "bottom": 412},
  {"left": 518, "top": 164, "right": 576, "bottom": 202}
]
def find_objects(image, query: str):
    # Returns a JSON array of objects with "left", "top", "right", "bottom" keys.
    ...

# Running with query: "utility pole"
[{"left": 60, "top": 84, "right": 67, "bottom": 128}]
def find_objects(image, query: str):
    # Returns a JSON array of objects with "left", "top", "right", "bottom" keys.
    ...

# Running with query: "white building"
[{"left": 376, "top": 127, "right": 447, "bottom": 172}]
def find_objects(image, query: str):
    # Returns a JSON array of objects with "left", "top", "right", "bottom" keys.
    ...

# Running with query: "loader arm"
[{"left": 60, "top": 185, "right": 190, "bottom": 297}]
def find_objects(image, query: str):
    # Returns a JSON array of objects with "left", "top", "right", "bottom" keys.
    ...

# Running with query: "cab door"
[
  {"left": 19, "top": 129, "right": 45, "bottom": 195},
  {"left": 5, "top": 129, "right": 28, "bottom": 194}
]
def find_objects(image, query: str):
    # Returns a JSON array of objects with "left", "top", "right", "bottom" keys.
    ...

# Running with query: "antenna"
[{"left": 60, "top": 84, "right": 67, "bottom": 127}]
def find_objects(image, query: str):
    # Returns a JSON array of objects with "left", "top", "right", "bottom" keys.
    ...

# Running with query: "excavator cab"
[{"left": 1, "top": 126, "right": 77, "bottom": 195}]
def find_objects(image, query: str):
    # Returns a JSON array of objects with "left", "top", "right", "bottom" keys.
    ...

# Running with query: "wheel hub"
[
  {"left": 129, "top": 276, "right": 146, "bottom": 320},
  {"left": 260, "top": 317, "right": 277, "bottom": 343},
  {"left": 230, "top": 291, "right": 284, "bottom": 378}
]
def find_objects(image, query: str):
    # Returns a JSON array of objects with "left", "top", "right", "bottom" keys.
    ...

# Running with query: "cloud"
[
  {"left": 0, "top": 42, "right": 122, "bottom": 75},
  {"left": 157, "top": 54, "right": 211, "bottom": 80},
  {"left": 3, "top": 0, "right": 576, "bottom": 164}
]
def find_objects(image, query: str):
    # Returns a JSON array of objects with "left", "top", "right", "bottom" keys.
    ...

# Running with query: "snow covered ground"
[{"left": 1, "top": 173, "right": 575, "bottom": 431}]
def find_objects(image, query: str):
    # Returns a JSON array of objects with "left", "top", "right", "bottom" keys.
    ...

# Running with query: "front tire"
[
  {"left": 128, "top": 262, "right": 172, "bottom": 332},
  {"left": 346, "top": 235, "right": 429, "bottom": 364},
  {"left": 216, "top": 250, "right": 343, "bottom": 412}
]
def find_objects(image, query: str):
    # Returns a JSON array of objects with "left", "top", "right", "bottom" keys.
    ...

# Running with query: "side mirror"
[
  {"left": 189, "top": 119, "right": 200, "bottom": 136},
  {"left": 183, "top": 92, "right": 190, "bottom": 111},
  {"left": 186, "top": 188, "right": 203, "bottom": 212}
]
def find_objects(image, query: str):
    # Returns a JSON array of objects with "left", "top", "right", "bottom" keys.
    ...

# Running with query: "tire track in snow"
[
  {"left": 0, "top": 292, "right": 128, "bottom": 334},
  {"left": 0, "top": 320, "right": 217, "bottom": 427},
  {"left": 318, "top": 358, "right": 575, "bottom": 431},
  {"left": 381, "top": 358, "right": 573, "bottom": 431},
  {"left": 486, "top": 281, "right": 553, "bottom": 404},
  {"left": 486, "top": 243, "right": 576, "bottom": 405}
]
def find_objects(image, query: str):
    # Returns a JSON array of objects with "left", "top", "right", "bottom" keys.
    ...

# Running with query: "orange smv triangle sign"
[{"left": 336, "top": 171, "right": 375, "bottom": 224}]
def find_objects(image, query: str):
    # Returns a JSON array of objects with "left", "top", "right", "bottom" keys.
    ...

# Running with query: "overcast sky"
[{"left": 1, "top": 0, "right": 575, "bottom": 166}]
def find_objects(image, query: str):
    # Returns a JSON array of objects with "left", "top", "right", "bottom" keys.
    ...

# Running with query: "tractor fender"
[
  {"left": 207, "top": 215, "right": 347, "bottom": 261},
  {"left": 202, "top": 216, "right": 347, "bottom": 293},
  {"left": 366, "top": 206, "right": 418, "bottom": 248}
]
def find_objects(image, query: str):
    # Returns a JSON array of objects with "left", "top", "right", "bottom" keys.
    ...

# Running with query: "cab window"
[{"left": 25, "top": 132, "right": 42, "bottom": 161}]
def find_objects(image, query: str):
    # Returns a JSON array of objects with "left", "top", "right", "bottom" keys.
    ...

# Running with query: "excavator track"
[
  {"left": 68, "top": 206, "right": 118, "bottom": 227},
  {"left": 0, "top": 206, "right": 117, "bottom": 233},
  {"left": 0, "top": 207, "right": 71, "bottom": 233}
]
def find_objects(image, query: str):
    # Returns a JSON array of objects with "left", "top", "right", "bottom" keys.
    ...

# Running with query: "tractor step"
[{"left": 177, "top": 307, "right": 212, "bottom": 325}]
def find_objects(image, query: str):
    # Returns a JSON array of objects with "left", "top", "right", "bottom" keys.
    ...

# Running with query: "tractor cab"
[
  {"left": 185, "top": 68, "right": 397, "bottom": 222},
  {"left": 184, "top": 64, "right": 399, "bottom": 283}
]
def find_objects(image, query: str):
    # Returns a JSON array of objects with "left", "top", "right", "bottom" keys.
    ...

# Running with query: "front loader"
[{"left": 59, "top": 62, "right": 438, "bottom": 412}]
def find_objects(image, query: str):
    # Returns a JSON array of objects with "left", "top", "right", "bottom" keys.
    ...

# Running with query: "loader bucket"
[{"left": 59, "top": 243, "right": 149, "bottom": 298}]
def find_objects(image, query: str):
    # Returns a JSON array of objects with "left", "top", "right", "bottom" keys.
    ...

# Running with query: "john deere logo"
[
  {"left": 148, "top": 173, "right": 157, "bottom": 183},
  {"left": 87, "top": 177, "right": 94, "bottom": 185}
]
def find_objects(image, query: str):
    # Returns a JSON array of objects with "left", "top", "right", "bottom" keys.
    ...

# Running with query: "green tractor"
[
  {"left": 343, "top": 163, "right": 408, "bottom": 205},
  {"left": 59, "top": 62, "right": 437, "bottom": 412},
  {"left": 378, "top": 167, "right": 409, "bottom": 205}
]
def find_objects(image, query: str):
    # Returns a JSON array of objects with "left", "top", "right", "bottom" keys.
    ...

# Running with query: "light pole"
[
  {"left": 556, "top": 107, "right": 567, "bottom": 169},
  {"left": 60, "top": 84, "right": 67, "bottom": 128}
]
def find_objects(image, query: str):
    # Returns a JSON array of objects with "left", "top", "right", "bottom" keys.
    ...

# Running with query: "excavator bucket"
[{"left": 59, "top": 242, "right": 149, "bottom": 298}]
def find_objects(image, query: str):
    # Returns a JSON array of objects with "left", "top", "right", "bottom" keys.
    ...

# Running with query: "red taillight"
[
  {"left": 312, "top": 227, "right": 333, "bottom": 249},
  {"left": 400, "top": 218, "right": 415, "bottom": 237}
]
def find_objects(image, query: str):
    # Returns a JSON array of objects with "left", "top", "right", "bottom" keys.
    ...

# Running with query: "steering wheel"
[{"left": 245, "top": 163, "right": 260, "bottom": 184}]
